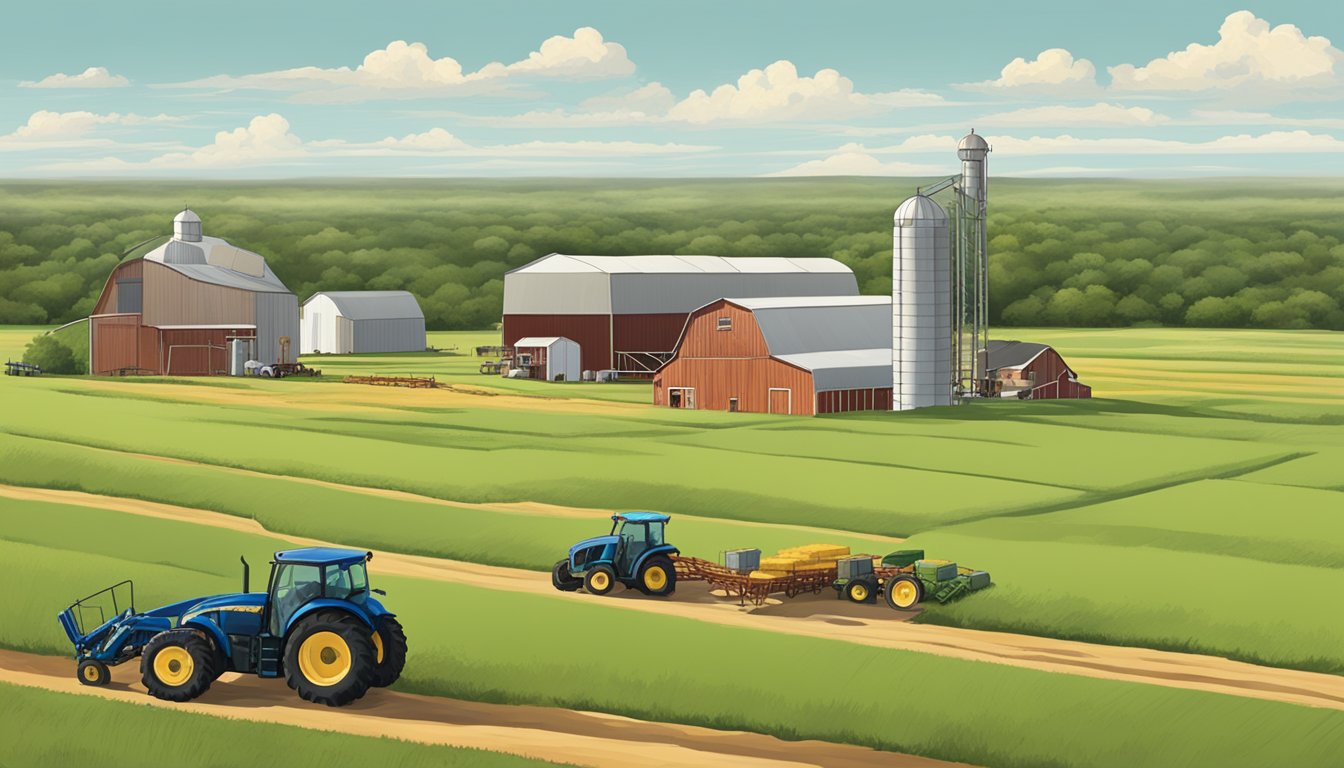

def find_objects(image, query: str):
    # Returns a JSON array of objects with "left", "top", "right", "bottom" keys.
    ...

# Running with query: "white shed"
[
  {"left": 512, "top": 336, "right": 581, "bottom": 382},
  {"left": 301, "top": 291, "right": 426, "bottom": 354}
]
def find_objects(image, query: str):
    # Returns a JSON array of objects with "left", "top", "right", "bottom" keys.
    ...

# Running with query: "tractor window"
[
  {"left": 269, "top": 564, "right": 322, "bottom": 635},
  {"left": 324, "top": 563, "right": 368, "bottom": 603},
  {"left": 647, "top": 522, "right": 665, "bottom": 547}
]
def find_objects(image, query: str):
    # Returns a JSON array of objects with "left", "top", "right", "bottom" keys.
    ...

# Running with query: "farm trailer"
[{"left": 553, "top": 513, "right": 991, "bottom": 610}]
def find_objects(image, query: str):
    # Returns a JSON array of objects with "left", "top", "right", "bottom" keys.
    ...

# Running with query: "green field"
[
  {"left": 0, "top": 683, "right": 562, "bottom": 768},
  {"left": 2, "top": 323, "right": 1342, "bottom": 766},
  {"left": 5, "top": 495, "right": 1344, "bottom": 768}
]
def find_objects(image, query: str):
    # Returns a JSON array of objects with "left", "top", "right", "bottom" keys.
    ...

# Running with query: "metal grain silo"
[{"left": 892, "top": 195, "right": 952, "bottom": 410}]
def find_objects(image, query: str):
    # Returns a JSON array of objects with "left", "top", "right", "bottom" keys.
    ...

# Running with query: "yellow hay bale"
[
  {"left": 749, "top": 570, "right": 786, "bottom": 580},
  {"left": 760, "top": 556, "right": 804, "bottom": 571},
  {"left": 795, "top": 561, "right": 837, "bottom": 572},
  {"left": 780, "top": 544, "right": 851, "bottom": 560}
]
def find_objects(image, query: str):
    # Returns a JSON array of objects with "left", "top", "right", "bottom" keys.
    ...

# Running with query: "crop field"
[{"left": 1, "top": 324, "right": 1341, "bottom": 766}]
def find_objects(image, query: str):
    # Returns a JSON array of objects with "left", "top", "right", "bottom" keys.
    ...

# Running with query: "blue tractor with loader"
[
  {"left": 58, "top": 547, "right": 407, "bottom": 707},
  {"left": 552, "top": 512, "right": 679, "bottom": 596}
]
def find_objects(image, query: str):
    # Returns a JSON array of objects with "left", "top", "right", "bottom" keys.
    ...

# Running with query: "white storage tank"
[{"left": 892, "top": 195, "right": 952, "bottom": 410}]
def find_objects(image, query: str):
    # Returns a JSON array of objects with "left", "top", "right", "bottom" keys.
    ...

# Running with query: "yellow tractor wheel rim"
[
  {"left": 892, "top": 581, "right": 919, "bottom": 608},
  {"left": 851, "top": 583, "right": 869, "bottom": 601},
  {"left": 372, "top": 630, "right": 385, "bottom": 665},
  {"left": 644, "top": 565, "right": 668, "bottom": 591},
  {"left": 298, "top": 631, "right": 352, "bottom": 687},
  {"left": 82, "top": 664, "right": 100, "bottom": 682},
  {"left": 153, "top": 646, "right": 194, "bottom": 686},
  {"left": 589, "top": 571, "right": 610, "bottom": 592}
]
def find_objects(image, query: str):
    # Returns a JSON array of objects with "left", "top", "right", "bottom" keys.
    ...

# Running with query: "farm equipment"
[
  {"left": 58, "top": 548, "right": 407, "bottom": 707},
  {"left": 552, "top": 512, "right": 680, "bottom": 596},
  {"left": 553, "top": 514, "right": 993, "bottom": 610}
]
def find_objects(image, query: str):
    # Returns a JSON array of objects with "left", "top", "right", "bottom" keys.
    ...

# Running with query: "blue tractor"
[
  {"left": 58, "top": 548, "right": 407, "bottom": 707},
  {"left": 553, "top": 512, "right": 679, "bottom": 597}
]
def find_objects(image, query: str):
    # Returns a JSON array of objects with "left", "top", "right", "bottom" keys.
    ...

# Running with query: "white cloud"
[
  {"left": 1186, "top": 110, "right": 1344, "bottom": 129},
  {"left": 965, "top": 48, "right": 1099, "bottom": 94},
  {"left": 168, "top": 28, "right": 634, "bottom": 102},
  {"left": 868, "top": 130, "right": 1344, "bottom": 156},
  {"left": 765, "top": 144, "right": 945, "bottom": 176},
  {"left": 0, "top": 110, "right": 182, "bottom": 151},
  {"left": 976, "top": 103, "right": 1170, "bottom": 127},
  {"left": 1109, "top": 11, "right": 1342, "bottom": 94},
  {"left": 316, "top": 127, "right": 713, "bottom": 157},
  {"left": 21, "top": 66, "right": 129, "bottom": 88},
  {"left": 141, "top": 114, "right": 307, "bottom": 168},
  {"left": 667, "top": 60, "right": 939, "bottom": 124}
]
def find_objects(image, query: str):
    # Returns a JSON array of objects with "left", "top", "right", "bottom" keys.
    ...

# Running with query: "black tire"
[
  {"left": 583, "top": 564, "right": 617, "bottom": 596},
  {"left": 551, "top": 559, "right": 582, "bottom": 592},
  {"left": 369, "top": 617, "right": 408, "bottom": 688},
  {"left": 284, "top": 609, "right": 377, "bottom": 707},
  {"left": 77, "top": 659, "right": 110, "bottom": 687},
  {"left": 884, "top": 575, "right": 924, "bottom": 611},
  {"left": 141, "top": 629, "right": 220, "bottom": 702},
  {"left": 636, "top": 556, "right": 677, "bottom": 597},
  {"left": 845, "top": 577, "right": 877, "bottom": 604}
]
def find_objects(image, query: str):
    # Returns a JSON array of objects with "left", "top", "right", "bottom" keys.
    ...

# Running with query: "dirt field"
[
  {"left": 0, "top": 649, "right": 957, "bottom": 768},
  {"left": 9, "top": 482, "right": 1344, "bottom": 713}
]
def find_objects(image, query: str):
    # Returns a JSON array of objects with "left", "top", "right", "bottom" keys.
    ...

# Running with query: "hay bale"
[
  {"left": 750, "top": 570, "right": 786, "bottom": 580},
  {"left": 760, "top": 557, "right": 803, "bottom": 572}
]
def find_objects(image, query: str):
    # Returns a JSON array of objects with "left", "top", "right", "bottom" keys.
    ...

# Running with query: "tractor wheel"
[
  {"left": 551, "top": 559, "right": 582, "bottom": 592},
  {"left": 845, "top": 578, "right": 876, "bottom": 604},
  {"left": 77, "top": 659, "right": 110, "bottom": 687},
  {"left": 583, "top": 565, "right": 617, "bottom": 596},
  {"left": 884, "top": 575, "right": 924, "bottom": 611},
  {"left": 141, "top": 630, "right": 220, "bottom": 702},
  {"left": 636, "top": 556, "right": 677, "bottom": 597},
  {"left": 284, "top": 609, "right": 377, "bottom": 707},
  {"left": 369, "top": 617, "right": 408, "bottom": 688}
]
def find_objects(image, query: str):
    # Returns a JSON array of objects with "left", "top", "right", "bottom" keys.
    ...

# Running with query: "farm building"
[
  {"left": 300, "top": 291, "right": 426, "bottom": 354},
  {"left": 88, "top": 210, "right": 298, "bottom": 376},
  {"left": 653, "top": 296, "right": 892, "bottom": 416},
  {"left": 511, "top": 336, "right": 581, "bottom": 381},
  {"left": 987, "top": 340, "right": 1091, "bottom": 399},
  {"left": 502, "top": 254, "right": 858, "bottom": 375}
]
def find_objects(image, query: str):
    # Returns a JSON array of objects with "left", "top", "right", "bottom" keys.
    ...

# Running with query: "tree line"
[{"left": 2, "top": 178, "right": 1341, "bottom": 332}]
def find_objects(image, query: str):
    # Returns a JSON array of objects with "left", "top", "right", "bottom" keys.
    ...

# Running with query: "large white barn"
[{"left": 300, "top": 291, "right": 426, "bottom": 354}]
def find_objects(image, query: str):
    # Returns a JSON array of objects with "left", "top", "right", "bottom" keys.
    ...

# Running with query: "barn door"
[
  {"left": 338, "top": 318, "right": 354, "bottom": 354},
  {"left": 768, "top": 388, "right": 791, "bottom": 415},
  {"left": 311, "top": 312, "right": 322, "bottom": 352}
]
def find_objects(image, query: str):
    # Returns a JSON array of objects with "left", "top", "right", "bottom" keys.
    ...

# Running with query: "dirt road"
[
  {"left": 0, "top": 649, "right": 958, "bottom": 768},
  {"left": 6, "top": 483, "right": 1344, "bottom": 713}
]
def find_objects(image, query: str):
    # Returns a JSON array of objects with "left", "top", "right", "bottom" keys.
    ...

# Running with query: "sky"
[{"left": 0, "top": 0, "right": 1340, "bottom": 178}]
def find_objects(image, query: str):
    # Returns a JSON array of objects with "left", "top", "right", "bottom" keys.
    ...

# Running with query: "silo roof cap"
[
  {"left": 894, "top": 194, "right": 946, "bottom": 225},
  {"left": 174, "top": 208, "right": 201, "bottom": 224},
  {"left": 958, "top": 130, "right": 990, "bottom": 151}
]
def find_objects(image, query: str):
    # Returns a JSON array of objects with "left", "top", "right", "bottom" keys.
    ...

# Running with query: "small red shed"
[{"left": 986, "top": 340, "right": 1091, "bottom": 400}]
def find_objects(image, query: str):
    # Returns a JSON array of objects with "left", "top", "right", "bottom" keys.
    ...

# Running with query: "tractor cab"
[{"left": 554, "top": 512, "right": 679, "bottom": 597}]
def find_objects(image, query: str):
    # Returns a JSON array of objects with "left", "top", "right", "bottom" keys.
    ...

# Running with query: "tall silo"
[
  {"left": 892, "top": 194, "right": 952, "bottom": 410},
  {"left": 956, "top": 130, "right": 990, "bottom": 393}
]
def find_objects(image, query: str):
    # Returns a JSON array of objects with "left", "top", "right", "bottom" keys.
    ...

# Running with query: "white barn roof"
[
  {"left": 504, "top": 253, "right": 858, "bottom": 315},
  {"left": 306, "top": 291, "right": 424, "bottom": 321},
  {"left": 724, "top": 295, "right": 893, "bottom": 391},
  {"left": 144, "top": 232, "right": 290, "bottom": 295}
]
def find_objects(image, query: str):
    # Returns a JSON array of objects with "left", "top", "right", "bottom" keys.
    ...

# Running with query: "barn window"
[
  {"left": 729, "top": 397, "right": 739, "bottom": 413},
  {"left": 716, "top": 317, "right": 733, "bottom": 331},
  {"left": 116, "top": 279, "right": 142, "bottom": 314},
  {"left": 517, "top": 353, "right": 532, "bottom": 366}
]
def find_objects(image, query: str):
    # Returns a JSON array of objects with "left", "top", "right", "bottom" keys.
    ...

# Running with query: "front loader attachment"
[{"left": 58, "top": 581, "right": 135, "bottom": 652}]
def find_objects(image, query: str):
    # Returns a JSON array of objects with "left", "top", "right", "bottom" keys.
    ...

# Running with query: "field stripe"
[
  {"left": 0, "top": 649, "right": 946, "bottom": 768},
  {"left": 8, "top": 483, "right": 1344, "bottom": 712}
]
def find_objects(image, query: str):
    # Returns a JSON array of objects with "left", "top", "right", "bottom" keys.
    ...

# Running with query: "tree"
[{"left": 22, "top": 334, "right": 83, "bottom": 374}]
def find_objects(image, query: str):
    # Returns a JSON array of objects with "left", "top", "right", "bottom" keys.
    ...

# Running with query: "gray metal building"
[{"left": 300, "top": 291, "right": 426, "bottom": 354}]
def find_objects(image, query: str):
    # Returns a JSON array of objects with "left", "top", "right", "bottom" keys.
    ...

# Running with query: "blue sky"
[{"left": 1, "top": 1, "right": 1340, "bottom": 177}]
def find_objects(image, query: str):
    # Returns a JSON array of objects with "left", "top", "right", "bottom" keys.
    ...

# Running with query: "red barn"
[
  {"left": 502, "top": 254, "right": 858, "bottom": 376},
  {"left": 88, "top": 210, "right": 298, "bottom": 376},
  {"left": 986, "top": 340, "right": 1091, "bottom": 399},
  {"left": 653, "top": 296, "right": 892, "bottom": 416}
]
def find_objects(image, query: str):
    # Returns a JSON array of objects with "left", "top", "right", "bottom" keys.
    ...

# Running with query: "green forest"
[{"left": 1, "top": 177, "right": 1341, "bottom": 331}]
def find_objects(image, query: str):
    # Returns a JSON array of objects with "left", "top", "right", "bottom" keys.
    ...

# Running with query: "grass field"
[
  {"left": 5, "top": 495, "right": 1344, "bottom": 768},
  {"left": 2, "top": 324, "right": 1341, "bottom": 766},
  {"left": 0, "top": 683, "right": 562, "bottom": 768}
]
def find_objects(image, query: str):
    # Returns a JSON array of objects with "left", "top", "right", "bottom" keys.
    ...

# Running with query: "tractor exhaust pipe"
[{"left": 240, "top": 556, "right": 250, "bottom": 593}]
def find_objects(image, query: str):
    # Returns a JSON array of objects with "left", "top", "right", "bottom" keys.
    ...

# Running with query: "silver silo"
[{"left": 892, "top": 194, "right": 953, "bottom": 410}]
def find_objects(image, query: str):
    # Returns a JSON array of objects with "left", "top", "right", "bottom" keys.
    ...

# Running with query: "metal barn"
[
  {"left": 653, "top": 296, "right": 893, "bottom": 416},
  {"left": 300, "top": 291, "right": 426, "bottom": 354},
  {"left": 88, "top": 210, "right": 298, "bottom": 376},
  {"left": 986, "top": 341, "right": 1091, "bottom": 399},
  {"left": 502, "top": 254, "right": 858, "bottom": 376}
]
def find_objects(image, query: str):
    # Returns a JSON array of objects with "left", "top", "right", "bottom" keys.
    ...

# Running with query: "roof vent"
[{"left": 173, "top": 208, "right": 202, "bottom": 242}]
